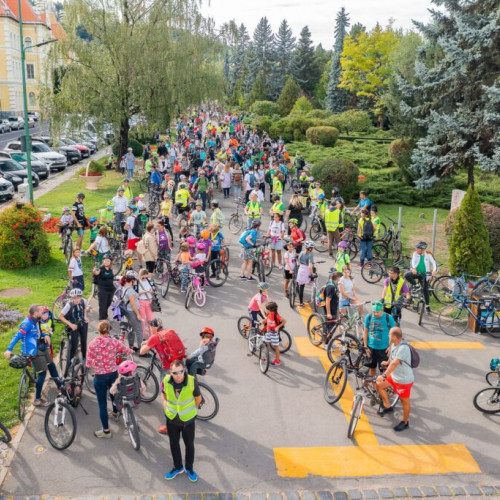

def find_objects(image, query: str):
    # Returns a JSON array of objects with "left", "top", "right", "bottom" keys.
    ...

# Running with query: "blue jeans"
[
  {"left": 94, "top": 371, "right": 118, "bottom": 430},
  {"left": 181, "top": 264, "right": 190, "bottom": 291},
  {"left": 197, "top": 191, "right": 208, "bottom": 211},
  {"left": 360, "top": 239, "right": 373, "bottom": 265},
  {"left": 127, "top": 168, "right": 134, "bottom": 179}
]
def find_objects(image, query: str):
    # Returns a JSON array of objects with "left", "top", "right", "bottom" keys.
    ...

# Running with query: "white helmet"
[
  {"left": 304, "top": 240, "right": 316, "bottom": 249},
  {"left": 69, "top": 288, "right": 83, "bottom": 298}
]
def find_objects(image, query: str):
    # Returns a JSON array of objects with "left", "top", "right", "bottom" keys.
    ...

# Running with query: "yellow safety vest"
[
  {"left": 335, "top": 251, "right": 350, "bottom": 272},
  {"left": 325, "top": 208, "right": 340, "bottom": 232},
  {"left": 247, "top": 201, "right": 261, "bottom": 217},
  {"left": 385, "top": 277, "right": 406, "bottom": 307},
  {"left": 372, "top": 216, "right": 380, "bottom": 238},
  {"left": 273, "top": 180, "right": 283, "bottom": 195},
  {"left": 318, "top": 201, "right": 327, "bottom": 218},
  {"left": 163, "top": 374, "right": 197, "bottom": 422},
  {"left": 175, "top": 189, "right": 189, "bottom": 207}
]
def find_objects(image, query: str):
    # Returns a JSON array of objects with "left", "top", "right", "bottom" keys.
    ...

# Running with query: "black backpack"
[
  {"left": 401, "top": 339, "right": 420, "bottom": 368},
  {"left": 132, "top": 215, "right": 143, "bottom": 237},
  {"left": 362, "top": 218, "right": 374, "bottom": 240}
]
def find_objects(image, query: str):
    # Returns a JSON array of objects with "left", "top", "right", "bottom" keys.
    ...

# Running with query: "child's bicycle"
[
  {"left": 185, "top": 263, "right": 206, "bottom": 309},
  {"left": 113, "top": 374, "right": 142, "bottom": 451}
]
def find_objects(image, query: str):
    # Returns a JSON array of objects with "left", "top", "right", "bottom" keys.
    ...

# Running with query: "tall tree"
[
  {"left": 247, "top": 17, "right": 275, "bottom": 97},
  {"left": 400, "top": 0, "right": 500, "bottom": 188},
  {"left": 292, "top": 26, "right": 321, "bottom": 95},
  {"left": 326, "top": 7, "right": 350, "bottom": 113},
  {"left": 271, "top": 19, "right": 296, "bottom": 99},
  {"left": 277, "top": 75, "right": 301, "bottom": 115},
  {"left": 229, "top": 24, "right": 250, "bottom": 98}
]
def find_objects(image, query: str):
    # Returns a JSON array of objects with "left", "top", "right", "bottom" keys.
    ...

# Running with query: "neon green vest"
[
  {"left": 385, "top": 277, "right": 405, "bottom": 307},
  {"left": 335, "top": 251, "right": 350, "bottom": 272},
  {"left": 325, "top": 208, "right": 340, "bottom": 232},
  {"left": 247, "top": 201, "right": 261, "bottom": 216},
  {"left": 163, "top": 374, "right": 197, "bottom": 422}
]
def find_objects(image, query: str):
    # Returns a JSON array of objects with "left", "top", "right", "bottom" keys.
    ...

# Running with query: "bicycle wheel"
[
  {"left": 300, "top": 217, "right": 308, "bottom": 233},
  {"left": 52, "top": 295, "right": 64, "bottom": 322},
  {"left": 197, "top": 381, "right": 219, "bottom": 421},
  {"left": 65, "top": 238, "right": 73, "bottom": 265},
  {"left": 438, "top": 303, "right": 468, "bottom": 336},
  {"left": 473, "top": 280, "right": 500, "bottom": 296},
  {"left": 111, "top": 252, "right": 124, "bottom": 276},
  {"left": 184, "top": 284, "right": 193, "bottom": 309},
  {"left": 85, "top": 366, "right": 96, "bottom": 394},
  {"left": 309, "top": 222, "right": 322, "bottom": 240},
  {"left": 289, "top": 281, "right": 297, "bottom": 308},
  {"left": 324, "top": 359, "right": 348, "bottom": 405},
  {"left": 194, "top": 289, "right": 206, "bottom": 307},
  {"left": 378, "top": 221, "right": 387, "bottom": 239},
  {"left": 0, "top": 420, "right": 11, "bottom": 444},
  {"left": 327, "top": 332, "right": 361, "bottom": 364},
  {"left": 44, "top": 400, "right": 77, "bottom": 450},
  {"left": 486, "top": 371, "right": 500, "bottom": 386},
  {"left": 228, "top": 214, "right": 243, "bottom": 234},
  {"left": 149, "top": 201, "right": 160, "bottom": 219},
  {"left": 206, "top": 260, "right": 228, "bottom": 287},
  {"left": 263, "top": 252, "right": 273, "bottom": 277},
  {"left": 259, "top": 344, "right": 270, "bottom": 374},
  {"left": 17, "top": 372, "right": 30, "bottom": 421},
  {"left": 135, "top": 366, "right": 159, "bottom": 403},
  {"left": 418, "top": 299, "right": 425, "bottom": 326},
  {"left": 392, "top": 239, "right": 402, "bottom": 260},
  {"left": 347, "top": 241, "right": 358, "bottom": 260},
  {"left": 311, "top": 283, "right": 318, "bottom": 312},
  {"left": 307, "top": 313, "right": 324, "bottom": 346},
  {"left": 347, "top": 395, "right": 364, "bottom": 439},
  {"left": 89, "top": 283, "right": 98, "bottom": 302},
  {"left": 123, "top": 403, "right": 140, "bottom": 450},
  {"left": 58, "top": 337, "right": 68, "bottom": 374},
  {"left": 361, "top": 261, "right": 385, "bottom": 284},
  {"left": 484, "top": 309, "right": 500, "bottom": 338},
  {"left": 372, "top": 240, "right": 389, "bottom": 259},
  {"left": 312, "top": 232, "right": 328, "bottom": 253},
  {"left": 473, "top": 387, "right": 500, "bottom": 414},
  {"left": 70, "top": 362, "right": 84, "bottom": 408},
  {"left": 278, "top": 329, "right": 292, "bottom": 353},
  {"left": 237, "top": 316, "right": 252, "bottom": 339},
  {"left": 160, "top": 273, "right": 171, "bottom": 298},
  {"left": 291, "top": 179, "right": 300, "bottom": 193},
  {"left": 432, "top": 276, "right": 464, "bottom": 304}
]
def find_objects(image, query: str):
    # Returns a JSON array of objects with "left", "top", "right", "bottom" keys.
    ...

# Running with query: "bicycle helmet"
[
  {"left": 77, "top": 193, "right": 85, "bottom": 199},
  {"left": 69, "top": 288, "right": 83, "bottom": 298},
  {"left": 126, "top": 270, "right": 139, "bottom": 280},
  {"left": 200, "top": 229, "right": 210, "bottom": 239},
  {"left": 178, "top": 182, "right": 186, "bottom": 188},
  {"left": 63, "top": 206, "right": 70, "bottom": 211},
  {"left": 9, "top": 354, "right": 29, "bottom": 369},
  {"left": 416, "top": 241, "right": 428, "bottom": 250},
  {"left": 187, "top": 236, "right": 196, "bottom": 244},
  {"left": 332, "top": 186, "right": 340, "bottom": 194},
  {"left": 118, "top": 360, "right": 137, "bottom": 374},
  {"left": 128, "top": 204, "right": 136, "bottom": 210},
  {"left": 318, "top": 193, "right": 325, "bottom": 199},
  {"left": 117, "top": 187, "right": 125, "bottom": 192},
  {"left": 258, "top": 282, "right": 270, "bottom": 291},
  {"left": 251, "top": 220, "right": 262, "bottom": 228},
  {"left": 288, "top": 218, "right": 298, "bottom": 225},
  {"left": 211, "top": 199, "right": 219, "bottom": 207},
  {"left": 41, "top": 306, "right": 50, "bottom": 314},
  {"left": 149, "top": 318, "right": 163, "bottom": 328},
  {"left": 338, "top": 240, "right": 348, "bottom": 248},
  {"left": 304, "top": 240, "right": 316, "bottom": 249},
  {"left": 102, "top": 253, "right": 112, "bottom": 260},
  {"left": 196, "top": 200, "right": 203, "bottom": 207},
  {"left": 89, "top": 217, "right": 97, "bottom": 223},
  {"left": 200, "top": 327, "right": 214, "bottom": 338},
  {"left": 106, "top": 200, "right": 114, "bottom": 210},
  {"left": 197, "top": 242, "right": 205, "bottom": 250}
]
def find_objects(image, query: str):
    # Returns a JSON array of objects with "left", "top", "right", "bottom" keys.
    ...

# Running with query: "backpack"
[
  {"left": 315, "top": 283, "right": 330, "bottom": 307},
  {"left": 362, "top": 218, "right": 374, "bottom": 240},
  {"left": 159, "top": 330, "right": 186, "bottom": 368},
  {"left": 239, "top": 229, "right": 254, "bottom": 248},
  {"left": 401, "top": 339, "right": 420, "bottom": 368},
  {"left": 366, "top": 313, "right": 391, "bottom": 330},
  {"left": 298, "top": 228, "right": 306, "bottom": 241},
  {"left": 132, "top": 215, "right": 143, "bottom": 237},
  {"left": 249, "top": 173, "right": 255, "bottom": 188},
  {"left": 233, "top": 171, "right": 242, "bottom": 183}
]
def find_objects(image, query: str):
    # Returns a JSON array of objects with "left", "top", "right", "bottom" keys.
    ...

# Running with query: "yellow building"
[{"left": 0, "top": 0, "right": 64, "bottom": 113}]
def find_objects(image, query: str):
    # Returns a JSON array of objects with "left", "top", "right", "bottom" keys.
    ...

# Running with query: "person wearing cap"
[
  {"left": 405, "top": 242, "right": 437, "bottom": 314},
  {"left": 363, "top": 301, "right": 396, "bottom": 378},
  {"left": 112, "top": 187, "right": 128, "bottom": 235},
  {"left": 72, "top": 193, "right": 87, "bottom": 249},
  {"left": 93, "top": 254, "right": 115, "bottom": 320},
  {"left": 125, "top": 147, "right": 136, "bottom": 179}
]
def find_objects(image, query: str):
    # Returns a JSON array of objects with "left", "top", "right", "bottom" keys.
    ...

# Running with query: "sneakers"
[
  {"left": 394, "top": 421, "right": 409, "bottom": 432},
  {"left": 299, "top": 303, "right": 304, "bottom": 307},
  {"left": 247, "top": 277, "right": 256, "bottom": 282},
  {"left": 426, "top": 306, "right": 432, "bottom": 315},
  {"left": 94, "top": 429, "right": 112, "bottom": 439},
  {"left": 33, "top": 399, "right": 49, "bottom": 407},
  {"left": 108, "top": 411, "right": 121, "bottom": 420},
  {"left": 377, "top": 405, "right": 394, "bottom": 416},
  {"left": 271, "top": 359, "right": 281, "bottom": 366},
  {"left": 239, "top": 275, "right": 247, "bottom": 280},
  {"left": 164, "top": 467, "right": 184, "bottom": 480},
  {"left": 158, "top": 425, "right": 168, "bottom": 435},
  {"left": 185, "top": 468, "right": 198, "bottom": 482}
]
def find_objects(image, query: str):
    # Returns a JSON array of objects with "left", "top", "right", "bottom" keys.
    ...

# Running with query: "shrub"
[
  {"left": 112, "top": 138, "right": 143, "bottom": 157},
  {"left": 445, "top": 203, "right": 500, "bottom": 266},
  {"left": 449, "top": 186, "right": 492, "bottom": 275},
  {"left": 250, "top": 101, "right": 281, "bottom": 117},
  {"left": 0, "top": 203, "right": 50, "bottom": 269},
  {"left": 306, "top": 126, "right": 340, "bottom": 147},
  {"left": 250, "top": 116, "right": 273, "bottom": 134},
  {"left": 306, "top": 109, "right": 333, "bottom": 119},
  {"left": 388, "top": 138, "right": 417, "bottom": 184},
  {"left": 290, "top": 96, "right": 313, "bottom": 115},
  {"left": 78, "top": 160, "right": 105, "bottom": 176},
  {"left": 0, "top": 303, "right": 24, "bottom": 333},
  {"left": 312, "top": 158, "right": 359, "bottom": 204},
  {"left": 324, "top": 110, "right": 373, "bottom": 134}
]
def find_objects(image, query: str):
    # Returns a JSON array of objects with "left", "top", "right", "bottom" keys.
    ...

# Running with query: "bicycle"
[
  {"left": 9, "top": 354, "right": 36, "bottom": 421},
  {"left": 473, "top": 385, "right": 500, "bottom": 414},
  {"left": 289, "top": 261, "right": 325, "bottom": 311},
  {"left": 360, "top": 256, "right": 412, "bottom": 285},
  {"left": 158, "top": 260, "right": 182, "bottom": 298},
  {"left": 52, "top": 278, "right": 78, "bottom": 321},
  {"left": 0, "top": 419, "right": 11, "bottom": 444},
  {"left": 347, "top": 369, "right": 399, "bottom": 439},
  {"left": 485, "top": 358, "right": 500, "bottom": 387},
  {"left": 228, "top": 197, "right": 245, "bottom": 234},
  {"left": 60, "top": 225, "right": 73, "bottom": 265},
  {"left": 44, "top": 357, "right": 87, "bottom": 450},
  {"left": 113, "top": 374, "right": 142, "bottom": 450},
  {"left": 382, "top": 217, "right": 403, "bottom": 260},
  {"left": 438, "top": 293, "right": 500, "bottom": 337},
  {"left": 246, "top": 326, "right": 292, "bottom": 374},
  {"left": 185, "top": 264, "right": 207, "bottom": 309}
]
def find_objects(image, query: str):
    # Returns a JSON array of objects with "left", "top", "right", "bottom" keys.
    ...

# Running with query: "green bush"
[
  {"left": 250, "top": 101, "right": 281, "bottom": 117},
  {"left": 306, "top": 109, "right": 333, "bottom": 119},
  {"left": 449, "top": 186, "right": 492, "bottom": 275},
  {"left": 445, "top": 203, "right": 500, "bottom": 266},
  {"left": 77, "top": 160, "right": 105, "bottom": 176},
  {"left": 290, "top": 96, "right": 313, "bottom": 115},
  {"left": 306, "top": 126, "right": 340, "bottom": 147},
  {"left": 312, "top": 158, "right": 359, "bottom": 204},
  {"left": 388, "top": 138, "right": 417, "bottom": 184},
  {"left": 112, "top": 138, "right": 143, "bottom": 157},
  {"left": 323, "top": 110, "right": 373, "bottom": 134},
  {"left": 250, "top": 116, "right": 273, "bottom": 134},
  {"left": 0, "top": 203, "right": 50, "bottom": 269}
]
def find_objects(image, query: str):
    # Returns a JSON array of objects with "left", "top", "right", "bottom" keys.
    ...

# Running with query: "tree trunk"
[
  {"left": 466, "top": 159, "right": 475, "bottom": 188},
  {"left": 117, "top": 118, "right": 130, "bottom": 173}
]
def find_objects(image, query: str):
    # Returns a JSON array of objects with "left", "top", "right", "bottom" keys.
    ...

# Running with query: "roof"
[{"left": 1, "top": 0, "right": 43, "bottom": 23}]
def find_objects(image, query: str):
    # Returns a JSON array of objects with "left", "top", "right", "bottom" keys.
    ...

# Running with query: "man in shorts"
[
  {"left": 376, "top": 327, "right": 414, "bottom": 431},
  {"left": 124, "top": 204, "right": 143, "bottom": 267},
  {"left": 72, "top": 192, "right": 87, "bottom": 249},
  {"left": 363, "top": 301, "right": 396, "bottom": 378}
]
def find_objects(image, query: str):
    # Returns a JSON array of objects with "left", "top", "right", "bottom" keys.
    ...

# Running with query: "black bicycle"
[
  {"left": 9, "top": 354, "right": 37, "bottom": 421},
  {"left": 0, "top": 419, "right": 11, "bottom": 444}
]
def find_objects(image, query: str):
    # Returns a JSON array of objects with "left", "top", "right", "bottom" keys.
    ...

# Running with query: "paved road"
[
  {"left": 0, "top": 122, "right": 49, "bottom": 150},
  {"left": 2, "top": 192, "right": 500, "bottom": 497}
]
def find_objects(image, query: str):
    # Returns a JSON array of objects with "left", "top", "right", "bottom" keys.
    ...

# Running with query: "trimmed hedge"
[
  {"left": 312, "top": 158, "right": 359, "bottom": 204},
  {"left": 323, "top": 110, "right": 373, "bottom": 134},
  {"left": 306, "top": 126, "right": 340, "bottom": 147}
]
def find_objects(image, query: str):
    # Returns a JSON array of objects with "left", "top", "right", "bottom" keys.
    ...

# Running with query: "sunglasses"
[{"left": 171, "top": 370, "right": 185, "bottom": 376}]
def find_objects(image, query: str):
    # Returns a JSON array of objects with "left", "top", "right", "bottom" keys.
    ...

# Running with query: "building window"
[
  {"left": 24, "top": 37, "right": 32, "bottom": 50},
  {"left": 26, "top": 63, "right": 35, "bottom": 79},
  {"left": 28, "top": 92, "right": 36, "bottom": 107}
]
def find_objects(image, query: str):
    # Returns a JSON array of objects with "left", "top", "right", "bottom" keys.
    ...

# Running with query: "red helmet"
[
  {"left": 41, "top": 306, "right": 50, "bottom": 314},
  {"left": 200, "top": 327, "right": 214, "bottom": 338}
]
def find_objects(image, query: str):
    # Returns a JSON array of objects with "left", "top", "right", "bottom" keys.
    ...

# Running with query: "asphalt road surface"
[
  {"left": 2, "top": 193, "right": 500, "bottom": 497},
  {"left": 0, "top": 122, "right": 49, "bottom": 150}
]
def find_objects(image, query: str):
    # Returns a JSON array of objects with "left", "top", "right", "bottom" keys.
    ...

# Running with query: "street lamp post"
[{"left": 18, "top": 0, "right": 56, "bottom": 204}]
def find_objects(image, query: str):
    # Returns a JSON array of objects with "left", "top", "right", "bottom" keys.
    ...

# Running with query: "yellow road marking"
[
  {"left": 410, "top": 341, "right": 484, "bottom": 350},
  {"left": 274, "top": 444, "right": 481, "bottom": 478}
]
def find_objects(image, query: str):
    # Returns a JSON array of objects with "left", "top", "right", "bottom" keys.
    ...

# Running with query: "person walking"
[
  {"left": 357, "top": 208, "right": 374, "bottom": 267},
  {"left": 142, "top": 222, "right": 158, "bottom": 277},
  {"left": 112, "top": 187, "right": 128, "bottom": 235},
  {"left": 125, "top": 148, "right": 136, "bottom": 179},
  {"left": 71, "top": 192, "right": 87, "bottom": 249},
  {"left": 93, "top": 254, "right": 115, "bottom": 320},
  {"left": 86, "top": 320, "right": 133, "bottom": 438},
  {"left": 376, "top": 327, "right": 414, "bottom": 431},
  {"left": 220, "top": 163, "right": 232, "bottom": 199},
  {"left": 162, "top": 359, "right": 202, "bottom": 482},
  {"left": 121, "top": 271, "right": 143, "bottom": 350}
]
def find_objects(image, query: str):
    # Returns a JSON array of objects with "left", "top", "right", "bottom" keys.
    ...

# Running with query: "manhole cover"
[{"left": 0, "top": 287, "right": 32, "bottom": 298}]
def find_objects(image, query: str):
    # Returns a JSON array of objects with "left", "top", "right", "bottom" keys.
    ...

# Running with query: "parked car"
[
  {"left": 32, "top": 136, "right": 82, "bottom": 164},
  {"left": 8, "top": 117, "right": 24, "bottom": 130},
  {"left": 61, "top": 137, "right": 90, "bottom": 158},
  {"left": 0, "top": 119, "right": 11, "bottom": 134},
  {"left": 68, "top": 136, "right": 96, "bottom": 155},
  {"left": 0, "top": 157, "right": 39, "bottom": 190},
  {"left": 28, "top": 111, "right": 39, "bottom": 122},
  {"left": 4, "top": 140, "right": 67, "bottom": 172},
  {"left": 28, "top": 118, "right": 35, "bottom": 128},
  {"left": 0, "top": 174, "right": 15, "bottom": 201},
  {"left": 0, "top": 152, "right": 50, "bottom": 180}
]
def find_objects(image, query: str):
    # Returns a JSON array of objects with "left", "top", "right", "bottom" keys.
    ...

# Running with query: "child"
[
  {"left": 283, "top": 241, "right": 296, "bottom": 298},
  {"left": 89, "top": 217, "right": 99, "bottom": 245},
  {"left": 40, "top": 306, "right": 55, "bottom": 358},
  {"left": 137, "top": 269, "right": 154, "bottom": 339},
  {"left": 68, "top": 248, "right": 84, "bottom": 290},
  {"left": 59, "top": 206, "right": 74, "bottom": 248},
  {"left": 194, "top": 242, "right": 207, "bottom": 265},
  {"left": 139, "top": 207, "right": 149, "bottom": 230},
  {"left": 186, "top": 327, "right": 215, "bottom": 373},
  {"left": 109, "top": 360, "right": 144, "bottom": 415},
  {"left": 248, "top": 282, "right": 270, "bottom": 327},
  {"left": 190, "top": 201, "right": 207, "bottom": 238},
  {"left": 197, "top": 229, "right": 212, "bottom": 261},
  {"left": 186, "top": 235, "right": 197, "bottom": 257},
  {"left": 261, "top": 301, "right": 286, "bottom": 367},
  {"left": 334, "top": 240, "right": 351, "bottom": 273},
  {"left": 135, "top": 194, "right": 147, "bottom": 212},
  {"left": 179, "top": 222, "right": 190, "bottom": 242},
  {"left": 175, "top": 241, "right": 193, "bottom": 292}
]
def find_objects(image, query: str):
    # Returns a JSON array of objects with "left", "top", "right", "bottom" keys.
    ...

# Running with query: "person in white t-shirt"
[{"left": 267, "top": 213, "right": 285, "bottom": 269}]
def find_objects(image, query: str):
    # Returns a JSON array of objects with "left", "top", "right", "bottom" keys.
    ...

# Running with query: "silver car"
[
  {"left": 0, "top": 175, "right": 15, "bottom": 201},
  {"left": 0, "top": 119, "right": 11, "bottom": 134}
]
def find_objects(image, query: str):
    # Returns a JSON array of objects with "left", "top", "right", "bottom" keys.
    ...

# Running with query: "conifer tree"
[
  {"left": 277, "top": 76, "right": 301, "bottom": 116},
  {"left": 271, "top": 19, "right": 296, "bottom": 99},
  {"left": 247, "top": 17, "right": 275, "bottom": 97},
  {"left": 292, "top": 26, "right": 321, "bottom": 95}
]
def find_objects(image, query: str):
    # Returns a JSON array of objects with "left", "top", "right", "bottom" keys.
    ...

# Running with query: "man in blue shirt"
[
  {"left": 150, "top": 164, "right": 163, "bottom": 187},
  {"left": 352, "top": 191, "right": 372, "bottom": 214},
  {"left": 362, "top": 301, "right": 396, "bottom": 377}
]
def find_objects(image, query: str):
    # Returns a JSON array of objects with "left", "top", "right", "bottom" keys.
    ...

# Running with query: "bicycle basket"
[
  {"left": 116, "top": 374, "right": 141, "bottom": 404},
  {"left": 9, "top": 354, "right": 29, "bottom": 369}
]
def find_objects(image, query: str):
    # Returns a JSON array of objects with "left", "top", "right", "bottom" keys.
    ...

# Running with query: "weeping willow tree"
[{"left": 41, "top": 0, "right": 224, "bottom": 158}]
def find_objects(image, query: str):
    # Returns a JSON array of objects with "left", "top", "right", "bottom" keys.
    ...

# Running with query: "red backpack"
[{"left": 159, "top": 329, "right": 186, "bottom": 368}]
